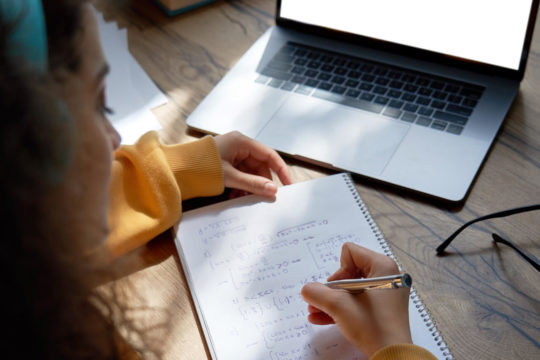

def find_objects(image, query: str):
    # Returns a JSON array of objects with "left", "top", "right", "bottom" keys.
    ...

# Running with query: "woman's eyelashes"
[{"left": 98, "top": 90, "right": 114, "bottom": 117}]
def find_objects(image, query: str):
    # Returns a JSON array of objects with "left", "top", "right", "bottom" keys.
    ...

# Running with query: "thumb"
[
  {"left": 301, "top": 282, "right": 350, "bottom": 322},
  {"left": 224, "top": 165, "right": 278, "bottom": 197}
]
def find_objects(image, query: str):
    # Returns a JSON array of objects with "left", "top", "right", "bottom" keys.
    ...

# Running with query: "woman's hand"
[
  {"left": 214, "top": 131, "right": 292, "bottom": 197},
  {"left": 301, "top": 242, "right": 412, "bottom": 358}
]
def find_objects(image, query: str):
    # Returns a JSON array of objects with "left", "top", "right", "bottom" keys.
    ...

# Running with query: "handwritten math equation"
[{"left": 191, "top": 216, "right": 365, "bottom": 359}]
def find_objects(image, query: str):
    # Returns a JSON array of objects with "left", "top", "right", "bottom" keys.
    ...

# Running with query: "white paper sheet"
[
  {"left": 175, "top": 174, "right": 451, "bottom": 360},
  {"left": 93, "top": 7, "right": 167, "bottom": 144}
]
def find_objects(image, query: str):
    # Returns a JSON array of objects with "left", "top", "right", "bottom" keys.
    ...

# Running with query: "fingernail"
[{"left": 264, "top": 182, "right": 277, "bottom": 195}]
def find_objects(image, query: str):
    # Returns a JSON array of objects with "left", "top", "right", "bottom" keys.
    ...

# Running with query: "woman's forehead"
[{"left": 79, "top": 4, "right": 107, "bottom": 85}]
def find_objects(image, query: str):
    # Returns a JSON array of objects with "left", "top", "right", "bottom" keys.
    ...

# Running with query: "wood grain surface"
[{"left": 93, "top": 1, "right": 540, "bottom": 359}]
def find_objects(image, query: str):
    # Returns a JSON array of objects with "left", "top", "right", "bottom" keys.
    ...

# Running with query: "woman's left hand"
[{"left": 214, "top": 131, "right": 293, "bottom": 197}]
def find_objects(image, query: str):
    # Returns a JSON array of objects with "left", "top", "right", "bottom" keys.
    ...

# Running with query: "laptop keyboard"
[{"left": 256, "top": 42, "right": 485, "bottom": 136}]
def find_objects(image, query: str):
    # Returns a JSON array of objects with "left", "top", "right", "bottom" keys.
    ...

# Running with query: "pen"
[{"left": 324, "top": 273, "right": 412, "bottom": 293}]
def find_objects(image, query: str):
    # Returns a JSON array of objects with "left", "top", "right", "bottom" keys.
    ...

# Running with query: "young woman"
[{"left": 0, "top": 0, "right": 435, "bottom": 358}]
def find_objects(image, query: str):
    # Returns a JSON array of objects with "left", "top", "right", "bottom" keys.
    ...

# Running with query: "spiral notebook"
[{"left": 174, "top": 173, "right": 452, "bottom": 359}]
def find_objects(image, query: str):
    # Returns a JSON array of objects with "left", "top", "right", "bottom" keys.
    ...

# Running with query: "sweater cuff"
[
  {"left": 370, "top": 344, "right": 438, "bottom": 360},
  {"left": 160, "top": 135, "right": 224, "bottom": 200}
]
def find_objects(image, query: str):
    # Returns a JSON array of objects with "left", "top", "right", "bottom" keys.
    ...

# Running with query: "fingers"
[
  {"left": 308, "top": 311, "right": 335, "bottom": 325},
  {"left": 223, "top": 162, "right": 278, "bottom": 197},
  {"left": 221, "top": 132, "right": 292, "bottom": 185},
  {"left": 242, "top": 137, "right": 292, "bottom": 186},
  {"left": 301, "top": 282, "right": 351, "bottom": 324},
  {"left": 327, "top": 242, "right": 399, "bottom": 281},
  {"left": 215, "top": 132, "right": 293, "bottom": 197}
]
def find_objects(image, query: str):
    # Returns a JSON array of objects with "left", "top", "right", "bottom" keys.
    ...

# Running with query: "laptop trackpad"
[{"left": 256, "top": 94, "right": 409, "bottom": 176}]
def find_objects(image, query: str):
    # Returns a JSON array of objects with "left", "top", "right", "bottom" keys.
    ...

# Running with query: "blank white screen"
[{"left": 280, "top": 0, "right": 533, "bottom": 70}]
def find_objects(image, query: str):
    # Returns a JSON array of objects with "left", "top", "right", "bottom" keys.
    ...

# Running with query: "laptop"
[{"left": 186, "top": 0, "right": 539, "bottom": 203}]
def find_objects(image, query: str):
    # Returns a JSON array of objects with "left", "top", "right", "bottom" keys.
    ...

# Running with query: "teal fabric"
[{"left": 1, "top": 0, "right": 48, "bottom": 73}]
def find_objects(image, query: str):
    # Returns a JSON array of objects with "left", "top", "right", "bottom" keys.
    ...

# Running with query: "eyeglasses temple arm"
[
  {"left": 492, "top": 233, "right": 540, "bottom": 272},
  {"left": 436, "top": 204, "right": 540, "bottom": 254}
]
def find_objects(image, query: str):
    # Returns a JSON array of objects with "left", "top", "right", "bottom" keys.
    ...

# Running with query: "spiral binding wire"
[{"left": 342, "top": 173, "right": 453, "bottom": 360}]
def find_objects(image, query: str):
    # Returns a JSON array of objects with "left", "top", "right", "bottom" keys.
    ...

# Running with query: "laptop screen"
[{"left": 279, "top": 0, "right": 534, "bottom": 71}]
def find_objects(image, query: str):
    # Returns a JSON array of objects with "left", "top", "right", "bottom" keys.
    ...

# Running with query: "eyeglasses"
[{"left": 436, "top": 204, "right": 540, "bottom": 272}]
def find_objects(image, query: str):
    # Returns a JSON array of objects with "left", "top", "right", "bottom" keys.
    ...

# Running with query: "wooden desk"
[{"left": 95, "top": 1, "right": 540, "bottom": 359}]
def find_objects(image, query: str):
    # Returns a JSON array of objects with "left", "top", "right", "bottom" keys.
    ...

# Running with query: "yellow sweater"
[
  {"left": 107, "top": 131, "right": 223, "bottom": 256},
  {"left": 105, "top": 132, "right": 437, "bottom": 360}
]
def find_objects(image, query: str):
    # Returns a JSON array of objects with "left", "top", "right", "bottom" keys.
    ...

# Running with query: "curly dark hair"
[{"left": 0, "top": 1, "right": 141, "bottom": 358}]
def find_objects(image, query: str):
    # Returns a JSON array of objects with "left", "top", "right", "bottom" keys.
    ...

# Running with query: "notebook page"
[{"left": 175, "top": 174, "right": 450, "bottom": 359}]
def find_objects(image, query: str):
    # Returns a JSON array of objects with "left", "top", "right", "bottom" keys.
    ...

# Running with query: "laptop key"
[
  {"left": 431, "top": 100, "right": 446, "bottom": 109},
  {"left": 318, "top": 73, "right": 332, "bottom": 81},
  {"left": 362, "top": 74, "right": 375, "bottom": 82},
  {"left": 261, "top": 68, "right": 291, "bottom": 81},
  {"left": 416, "top": 96, "right": 431, "bottom": 105},
  {"left": 389, "top": 80, "right": 404, "bottom": 89},
  {"left": 304, "top": 69, "right": 319, "bottom": 78},
  {"left": 345, "top": 89, "right": 361, "bottom": 98},
  {"left": 418, "top": 87, "right": 433, "bottom": 96},
  {"left": 375, "top": 77, "right": 389, "bottom": 85},
  {"left": 345, "top": 79, "right": 360, "bottom": 87},
  {"left": 307, "top": 61, "right": 321, "bottom": 69},
  {"left": 321, "top": 64, "right": 335, "bottom": 72},
  {"left": 255, "top": 75, "right": 270, "bottom": 84},
  {"left": 402, "top": 74, "right": 416, "bottom": 82},
  {"left": 383, "top": 107, "right": 402, "bottom": 119},
  {"left": 430, "top": 81, "right": 445, "bottom": 90},
  {"left": 402, "top": 93, "right": 416, "bottom": 101},
  {"left": 418, "top": 107, "right": 433, "bottom": 116},
  {"left": 320, "top": 55, "right": 334, "bottom": 63},
  {"left": 374, "top": 96, "right": 389, "bottom": 105},
  {"left": 280, "top": 82, "right": 296, "bottom": 91},
  {"left": 447, "top": 124, "right": 464, "bottom": 135},
  {"left": 291, "top": 66, "right": 305, "bottom": 74},
  {"left": 388, "top": 71, "right": 402, "bottom": 79},
  {"left": 291, "top": 75, "right": 307, "bottom": 84},
  {"left": 359, "top": 83, "right": 374, "bottom": 91},
  {"left": 318, "top": 82, "right": 332, "bottom": 91},
  {"left": 460, "top": 87, "right": 483, "bottom": 99},
  {"left": 463, "top": 98, "right": 478, "bottom": 107},
  {"left": 388, "top": 90, "right": 402, "bottom": 98},
  {"left": 267, "top": 61, "right": 292, "bottom": 72},
  {"left": 389, "top": 100, "right": 404, "bottom": 108},
  {"left": 268, "top": 79, "right": 284, "bottom": 88},
  {"left": 433, "top": 110, "right": 468, "bottom": 125},
  {"left": 348, "top": 70, "right": 362, "bottom": 79},
  {"left": 433, "top": 91, "right": 448, "bottom": 100},
  {"left": 445, "top": 84, "right": 460, "bottom": 93},
  {"left": 446, "top": 104, "right": 473, "bottom": 116},
  {"left": 295, "top": 85, "right": 314, "bottom": 95},
  {"left": 360, "top": 93, "right": 375, "bottom": 101},
  {"left": 305, "top": 79, "right": 319, "bottom": 87},
  {"left": 373, "top": 86, "right": 387, "bottom": 95},
  {"left": 331, "top": 86, "right": 347, "bottom": 95},
  {"left": 311, "top": 90, "right": 384, "bottom": 114},
  {"left": 401, "top": 112, "right": 417, "bottom": 122},
  {"left": 431, "top": 120, "right": 447, "bottom": 131},
  {"left": 416, "top": 78, "right": 430, "bottom": 86},
  {"left": 345, "top": 98, "right": 385, "bottom": 113},
  {"left": 293, "top": 49, "right": 307, "bottom": 57},
  {"left": 416, "top": 117, "right": 432, "bottom": 126},
  {"left": 404, "top": 84, "right": 418, "bottom": 93},
  {"left": 403, "top": 103, "right": 419, "bottom": 112},
  {"left": 331, "top": 76, "right": 346, "bottom": 84},
  {"left": 334, "top": 67, "right": 348, "bottom": 75}
]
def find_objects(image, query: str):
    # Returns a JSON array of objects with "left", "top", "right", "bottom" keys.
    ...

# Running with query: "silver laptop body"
[{"left": 187, "top": 0, "right": 539, "bottom": 203}]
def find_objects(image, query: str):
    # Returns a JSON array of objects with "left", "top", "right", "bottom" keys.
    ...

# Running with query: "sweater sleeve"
[
  {"left": 105, "top": 131, "right": 224, "bottom": 257},
  {"left": 370, "top": 344, "right": 438, "bottom": 360}
]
